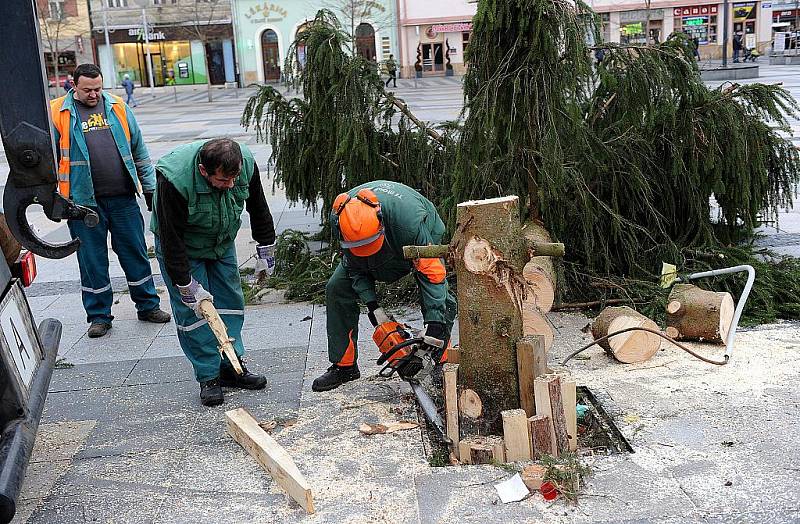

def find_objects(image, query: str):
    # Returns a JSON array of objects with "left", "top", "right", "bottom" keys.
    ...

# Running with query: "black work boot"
[
  {"left": 200, "top": 378, "right": 224, "bottom": 407},
  {"left": 219, "top": 361, "right": 267, "bottom": 390},
  {"left": 312, "top": 364, "right": 361, "bottom": 392},
  {"left": 137, "top": 308, "right": 171, "bottom": 323},
  {"left": 87, "top": 321, "right": 111, "bottom": 338}
]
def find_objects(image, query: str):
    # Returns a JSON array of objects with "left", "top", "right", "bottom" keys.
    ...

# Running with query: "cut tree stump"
[
  {"left": 458, "top": 388, "right": 483, "bottom": 437},
  {"left": 665, "top": 284, "right": 735, "bottom": 343},
  {"left": 458, "top": 436, "right": 505, "bottom": 465},
  {"left": 453, "top": 196, "right": 530, "bottom": 434},
  {"left": 591, "top": 306, "right": 661, "bottom": 363},
  {"left": 501, "top": 409, "right": 531, "bottom": 461}
]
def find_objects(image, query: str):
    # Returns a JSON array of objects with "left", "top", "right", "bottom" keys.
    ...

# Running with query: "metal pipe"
[
  {"left": 141, "top": 7, "right": 155, "bottom": 98},
  {"left": 675, "top": 264, "right": 756, "bottom": 359},
  {"left": 101, "top": 8, "right": 116, "bottom": 89},
  {"left": 722, "top": 0, "right": 730, "bottom": 67}
]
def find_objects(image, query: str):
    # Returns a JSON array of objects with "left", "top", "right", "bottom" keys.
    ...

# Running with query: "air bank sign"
[{"left": 129, "top": 28, "right": 166, "bottom": 41}]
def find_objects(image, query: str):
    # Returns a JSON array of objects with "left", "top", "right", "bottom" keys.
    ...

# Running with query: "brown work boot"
[
  {"left": 87, "top": 321, "right": 111, "bottom": 338},
  {"left": 137, "top": 308, "right": 171, "bottom": 323}
]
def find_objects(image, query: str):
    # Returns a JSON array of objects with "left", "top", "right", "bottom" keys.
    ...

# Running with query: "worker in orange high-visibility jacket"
[
  {"left": 51, "top": 63, "right": 170, "bottom": 338},
  {"left": 312, "top": 180, "right": 457, "bottom": 392}
]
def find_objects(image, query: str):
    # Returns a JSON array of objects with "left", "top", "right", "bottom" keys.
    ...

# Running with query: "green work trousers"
[{"left": 325, "top": 262, "right": 457, "bottom": 366}]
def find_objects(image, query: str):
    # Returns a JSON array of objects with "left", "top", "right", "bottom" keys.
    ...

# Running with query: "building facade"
[
  {"left": 37, "top": 0, "right": 94, "bottom": 88},
  {"left": 88, "top": 0, "right": 236, "bottom": 88},
  {"left": 590, "top": 0, "right": 777, "bottom": 58},
  {"left": 397, "top": 0, "right": 476, "bottom": 78},
  {"left": 231, "top": 0, "right": 399, "bottom": 85}
]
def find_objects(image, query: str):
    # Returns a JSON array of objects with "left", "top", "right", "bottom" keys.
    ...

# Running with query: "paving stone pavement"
[{"left": 3, "top": 67, "right": 800, "bottom": 523}]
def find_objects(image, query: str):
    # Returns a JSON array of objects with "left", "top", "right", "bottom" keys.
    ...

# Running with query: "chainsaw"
[{"left": 369, "top": 308, "right": 451, "bottom": 444}]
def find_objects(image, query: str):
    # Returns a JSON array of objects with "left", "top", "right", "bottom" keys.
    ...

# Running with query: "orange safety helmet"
[{"left": 333, "top": 188, "right": 385, "bottom": 257}]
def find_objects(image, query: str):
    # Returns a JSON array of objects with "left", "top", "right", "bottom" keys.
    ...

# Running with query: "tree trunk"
[
  {"left": 454, "top": 196, "right": 529, "bottom": 434},
  {"left": 665, "top": 284, "right": 734, "bottom": 343},
  {"left": 591, "top": 306, "right": 661, "bottom": 363}
]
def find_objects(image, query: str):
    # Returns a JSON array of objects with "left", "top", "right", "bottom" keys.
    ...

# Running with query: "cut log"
[
  {"left": 522, "top": 261, "right": 555, "bottom": 313},
  {"left": 458, "top": 436, "right": 505, "bottom": 465},
  {"left": 521, "top": 464, "right": 547, "bottom": 491},
  {"left": 501, "top": 409, "right": 531, "bottom": 461},
  {"left": 528, "top": 415, "right": 554, "bottom": 459},
  {"left": 665, "top": 284, "right": 735, "bottom": 343},
  {"left": 225, "top": 408, "right": 314, "bottom": 513},
  {"left": 561, "top": 378, "right": 578, "bottom": 452},
  {"left": 516, "top": 335, "right": 548, "bottom": 417},
  {"left": 522, "top": 306, "right": 555, "bottom": 351},
  {"left": 547, "top": 376, "right": 570, "bottom": 456},
  {"left": 454, "top": 196, "right": 530, "bottom": 434},
  {"left": 443, "top": 364, "right": 460, "bottom": 457},
  {"left": 591, "top": 306, "right": 661, "bottom": 364}
]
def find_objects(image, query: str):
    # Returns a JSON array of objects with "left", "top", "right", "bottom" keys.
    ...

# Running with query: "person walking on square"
[
  {"left": 151, "top": 138, "right": 276, "bottom": 406},
  {"left": 385, "top": 54, "right": 397, "bottom": 88},
  {"left": 733, "top": 32, "right": 743, "bottom": 63},
  {"left": 122, "top": 74, "right": 138, "bottom": 107},
  {"left": 50, "top": 63, "right": 171, "bottom": 339}
]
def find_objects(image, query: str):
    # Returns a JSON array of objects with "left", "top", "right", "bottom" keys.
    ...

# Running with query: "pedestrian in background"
[
  {"left": 122, "top": 74, "right": 138, "bottom": 107},
  {"left": 63, "top": 74, "right": 73, "bottom": 92},
  {"left": 385, "top": 54, "right": 397, "bottom": 88},
  {"left": 692, "top": 36, "right": 701, "bottom": 60},
  {"left": 50, "top": 63, "right": 171, "bottom": 338},
  {"left": 733, "top": 32, "right": 743, "bottom": 63}
]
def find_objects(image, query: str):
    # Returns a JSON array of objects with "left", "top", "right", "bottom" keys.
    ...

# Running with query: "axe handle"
[{"left": 199, "top": 299, "right": 243, "bottom": 375}]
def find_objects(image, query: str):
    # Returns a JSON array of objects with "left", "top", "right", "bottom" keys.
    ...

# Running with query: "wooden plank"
[
  {"left": 199, "top": 299, "right": 243, "bottom": 374},
  {"left": 534, "top": 376, "right": 556, "bottom": 451},
  {"left": 528, "top": 414, "right": 554, "bottom": 459},
  {"left": 458, "top": 440, "right": 472, "bottom": 464},
  {"left": 501, "top": 409, "right": 531, "bottom": 461},
  {"left": 548, "top": 376, "right": 569, "bottom": 455},
  {"left": 516, "top": 335, "right": 548, "bottom": 417},
  {"left": 443, "top": 363, "right": 460, "bottom": 458},
  {"left": 561, "top": 378, "right": 577, "bottom": 451},
  {"left": 225, "top": 408, "right": 315, "bottom": 514}
]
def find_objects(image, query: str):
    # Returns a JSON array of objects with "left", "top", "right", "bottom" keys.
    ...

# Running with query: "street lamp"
[{"left": 133, "top": 0, "right": 155, "bottom": 97}]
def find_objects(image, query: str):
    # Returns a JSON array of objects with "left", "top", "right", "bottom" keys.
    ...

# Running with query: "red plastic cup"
[{"left": 540, "top": 481, "right": 558, "bottom": 501}]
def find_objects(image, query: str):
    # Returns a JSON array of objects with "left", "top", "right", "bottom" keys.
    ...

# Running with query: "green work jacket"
[
  {"left": 332, "top": 180, "right": 449, "bottom": 324},
  {"left": 150, "top": 140, "right": 255, "bottom": 259}
]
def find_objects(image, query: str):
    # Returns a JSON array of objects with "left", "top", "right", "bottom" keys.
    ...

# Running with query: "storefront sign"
[
  {"left": 129, "top": 28, "right": 166, "bottom": 41},
  {"left": 106, "top": 24, "right": 232, "bottom": 44},
  {"left": 244, "top": 2, "right": 288, "bottom": 23},
  {"left": 620, "top": 9, "right": 663, "bottom": 22},
  {"left": 674, "top": 5, "right": 718, "bottom": 16},
  {"left": 733, "top": 2, "right": 757, "bottom": 21},
  {"left": 685, "top": 17, "right": 707, "bottom": 26},
  {"left": 430, "top": 22, "right": 473, "bottom": 33},
  {"left": 762, "top": 2, "right": 772, "bottom": 7}
]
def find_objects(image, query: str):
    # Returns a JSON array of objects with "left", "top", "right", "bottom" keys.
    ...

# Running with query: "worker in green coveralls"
[
  {"left": 312, "top": 180, "right": 457, "bottom": 392},
  {"left": 151, "top": 138, "right": 276, "bottom": 406}
]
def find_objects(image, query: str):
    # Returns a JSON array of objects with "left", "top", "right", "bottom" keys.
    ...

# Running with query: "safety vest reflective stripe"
[{"left": 49, "top": 94, "right": 131, "bottom": 198}]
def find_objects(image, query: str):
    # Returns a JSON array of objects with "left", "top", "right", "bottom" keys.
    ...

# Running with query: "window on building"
[
  {"left": 600, "top": 13, "right": 611, "bottom": 43},
  {"left": 48, "top": 0, "right": 64, "bottom": 20},
  {"left": 462, "top": 31, "right": 470, "bottom": 52},
  {"left": 107, "top": 0, "right": 128, "bottom": 7},
  {"left": 674, "top": 14, "right": 718, "bottom": 44}
]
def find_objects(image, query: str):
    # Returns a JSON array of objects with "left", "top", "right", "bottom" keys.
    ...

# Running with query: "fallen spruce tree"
[{"left": 242, "top": 4, "right": 800, "bottom": 325}]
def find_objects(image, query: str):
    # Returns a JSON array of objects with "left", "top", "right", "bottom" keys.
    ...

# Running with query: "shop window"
[
  {"left": 600, "top": 12, "right": 611, "bottom": 43},
  {"left": 674, "top": 15, "right": 718, "bottom": 44},
  {"left": 462, "top": 31, "right": 470, "bottom": 52},
  {"left": 620, "top": 21, "right": 646, "bottom": 45},
  {"left": 107, "top": 0, "right": 128, "bottom": 7}
]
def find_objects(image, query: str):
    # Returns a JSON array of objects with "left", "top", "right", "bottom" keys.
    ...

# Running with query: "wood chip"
[{"left": 359, "top": 421, "right": 419, "bottom": 435}]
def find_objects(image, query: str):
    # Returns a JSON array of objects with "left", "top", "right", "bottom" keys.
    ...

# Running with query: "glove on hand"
[
  {"left": 366, "top": 301, "right": 391, "bottom": 327},
  {"left": 144, "top": 192, "right": 153, "bottom": 212},
  {"left": 176, "top": 277, "right": 214, "bottom": 318},
  {"left": 422, "top": 321, "right": 448, "bottom": 363},
  {"left": 254, "top": 243, "right": 276, "bottom": 278}
]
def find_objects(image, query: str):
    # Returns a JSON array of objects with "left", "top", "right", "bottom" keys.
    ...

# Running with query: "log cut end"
[
  {"left": 463, "top": 237, "right": 501, "bottom": 274},
  {"left": 459, "top": 389, "right": 483, "bottom": 419},
  {"left": 522, "top": 261, "right": 555, "bottom": 313},
  {"left": 592, "top": 306, "right": 661, "bottom": 363},
  {"left": 458, "top": 195, "right": 518, "bottom": 209},
  {"left": 666, "top": 284, "right": 735, "bottom": 343},
  {"left": 718, "top": 292, "right": 735, "bottom": 343}
]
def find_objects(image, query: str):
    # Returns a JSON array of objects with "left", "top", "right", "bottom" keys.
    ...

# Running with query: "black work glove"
[
  {"left": 144, "top": 191, "right": 153, "bottom": 212},
  {"left": 422, "top": 321, "right": 449, "bottom": 363},
  {"left": 366, "top": 301, "right": 380, "bottom": 327}
]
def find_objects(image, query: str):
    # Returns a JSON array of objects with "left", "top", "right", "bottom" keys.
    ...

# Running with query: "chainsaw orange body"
[{"left": 372, "top": 321, "right": 413, "bottom": 366}]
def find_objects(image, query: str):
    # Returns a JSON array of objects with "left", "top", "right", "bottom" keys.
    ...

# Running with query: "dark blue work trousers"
[{"left": 67, "top": 194, "right": 160, "bottom": 325}]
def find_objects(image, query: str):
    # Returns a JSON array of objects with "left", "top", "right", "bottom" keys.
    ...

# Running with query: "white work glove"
[
  {"left": 176, "top": 277, "right": 213, "bottom": 318},
  {"left": 254, "top": 242, "right": 276, "bottom": 279}
]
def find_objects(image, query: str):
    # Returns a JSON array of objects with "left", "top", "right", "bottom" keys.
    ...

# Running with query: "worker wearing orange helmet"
[{"left": 312, "top": 180, "right": 457, "bottom": 392}]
